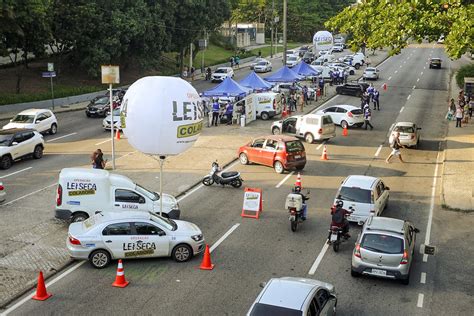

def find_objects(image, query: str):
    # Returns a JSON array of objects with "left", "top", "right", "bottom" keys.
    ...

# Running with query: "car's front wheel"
[
  {"left": 172, "top": 244, "right": 192, "bottom": 262},
  {"left": 50, "top": 123, "right": 58, "bottom": 135},
  {"left": 274, "top": 161, "right": 284, "bottom": 174},
  {"left": 261, "top": 112, "right": 270, "bottom": 120},
  {"left": 33, "top": 145, "right": 43, "bottom": 159},
  {"left": 0, "top": 155, "right": 12, "bottom": 170},
  {"left": 239, "top": 153, "right": 249, "bottom": 165},
  {"left": 89, "top": 249, "right": 111, "bottom": 269},
  {"left": 71, "top": 212, "right": 89, "bottom": 222}
]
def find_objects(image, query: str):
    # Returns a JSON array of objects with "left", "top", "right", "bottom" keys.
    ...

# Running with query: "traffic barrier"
[
  {"left": 295, "top": 172, "right": 302, "bottom": 187},
  {"left": 342, "top": 126, "right": 348, "bottom": 136},
  {"left": 383, "top": 83, "right": 387, "bottom": 91},
  {"left": 320, "top": 145, "right": 329, "bottom": 161},
  {"left": 112, "top": 259, "right": 129, "bottom": 288},
  {"left": 115, "top": 129, "right": 121, "bottom": 140},
  {"left": 199, "top": 244, "right": 215, "bottom": 270},
  {"left": 241, "top": 187, "right": 263, "bottom": 219},
  {"left": 32, "top": 271, "right": 52, "bottom": 301}
]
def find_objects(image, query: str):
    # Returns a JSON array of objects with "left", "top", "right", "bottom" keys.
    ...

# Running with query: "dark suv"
[{"left": 336, "top": 82, "right": 370, "bottom": 97}]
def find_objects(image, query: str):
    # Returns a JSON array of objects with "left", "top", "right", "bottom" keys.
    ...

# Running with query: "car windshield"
[
  {"left": 149, "top": 212, "right": 177, "bottom": 231},
  {"left": 94, "top": 97, "right": 109, "bottom": 105},
  {"left": 338, "top": 187, "right": 372, "bottom": 203},
  {"left": 249, "top": 303, "right": 303, "bottom": 316},
  {"left": 136, "top": 184, "right": 159, "bottom": 201},
  {"left": 257, "top": 61, "right": 267, "bottom": 66},
  {"left": 0, "top": 134, "right": 13, "bottom": 146},
  {"left": 112, "top": 109, "right": 121, "bottom": 116},
  {"left": 215, "top": 69, "right": 227, "bottom": 73},
  {"left": 361, "top": 234, "right": 404, "bottom": 254},
  {"left": 285, "top": 140, "right": 304, "bottom": 153},
  {"left": 12, "top": 114, "right": 35, "bottom": 123},
  {"left": 288, "top": 56, "right": 297, "bottom": 61},
  {"left": 366, "top": 68, "right": 376, "bottom": 72},
  {"left": 394, "top": 125, "right": 415, "bottom": 133}
]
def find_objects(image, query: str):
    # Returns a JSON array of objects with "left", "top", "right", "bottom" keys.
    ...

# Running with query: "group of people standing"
[
  {"left": 360, "top": 83, "right": 381, "bottom": 131},
  {"left": 281, "top": 85, "right": 311, "bottom": 114},
  {"left": 204, "top": 98, "right": 244, "bottom": 127},
  {"left": 330, "top": 68, "right": 348, "bottom": 85},
  {"left": 449, "top": 89, "right": 472, "bottom": 128}
]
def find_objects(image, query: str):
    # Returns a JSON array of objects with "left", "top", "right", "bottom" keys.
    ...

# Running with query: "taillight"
[
  {"left": 354, "top": 243, "right": 361, "bottom": 258},
  {"left": 56, "top": 184, "right": 62, "bottom": 206},
  {"left": 318, "top": 128, "right": 322, "bottom": 134},
  {"left": 69, "top": 235, "right": 81, "bottom": 245},
  {"left": 348, "top": 111, "right": 353, "bottom": 118},
  {"left": 0, "top": 185, "right": 4, "bottom": 191},
  {"left": 400, "top": 250, "right": 409, "bottom": 264},
  {"left": 290, "top": 209, "right": 296, "bottom": 215}
]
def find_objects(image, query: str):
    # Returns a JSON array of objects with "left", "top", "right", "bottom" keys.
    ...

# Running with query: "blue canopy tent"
[
  {"left": 264, "top": 66, "right": 303, "bottom": 83},
  {"left": 202, "top": 77, "right": 251, "bottom": 97},
  {"left": 292, "top": 61, "right": 320, "bottom": 77},
  {"left": 238, "top": 71, "right": 273, "bottom": 91}
]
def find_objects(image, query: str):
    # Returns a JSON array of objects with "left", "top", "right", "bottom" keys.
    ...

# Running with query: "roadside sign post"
[
  {"left": 101, "top": 65, "right": 120, "bottom": 170},
  {"left": 43, "top": 63, "right": 56, "bottom": 111}
]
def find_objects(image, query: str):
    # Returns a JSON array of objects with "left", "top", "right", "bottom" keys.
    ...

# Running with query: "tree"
[{"left": 325, "top": 0, "right": 474, "bottom": 59}]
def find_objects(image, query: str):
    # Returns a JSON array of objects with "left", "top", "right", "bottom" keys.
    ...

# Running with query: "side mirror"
[{"left": 259, "top": 282, "right": 267, "bottom": 288}]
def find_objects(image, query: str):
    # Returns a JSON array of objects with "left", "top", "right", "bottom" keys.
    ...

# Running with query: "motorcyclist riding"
[
  {"left": 327, "top": 200, "right": 352, "bottom": 241},
  {"left": 292, "top": 185, "right": 309, "bottom": 220}
]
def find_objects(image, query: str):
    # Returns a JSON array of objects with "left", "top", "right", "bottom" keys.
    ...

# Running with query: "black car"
[
  {"left": 429, "top": 58, "right": 442, "bottom": 69},
  {"left": 335, "top": 82, "right": 370, "bottom": 97},
  {"left": 85, "top": 96, "right": 111, "bottom": 117},
  {"left": 302, "top": 52, "right": 315, "bottom": 63}
]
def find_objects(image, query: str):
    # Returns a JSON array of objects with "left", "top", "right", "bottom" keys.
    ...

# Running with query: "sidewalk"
[{"left": 441, "top": 56, "right": 474, "bottom": 211}]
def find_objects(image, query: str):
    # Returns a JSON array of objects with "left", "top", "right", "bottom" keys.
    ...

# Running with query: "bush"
[{"left": 456, "top": 63, "right": 474, "bottom": 89}]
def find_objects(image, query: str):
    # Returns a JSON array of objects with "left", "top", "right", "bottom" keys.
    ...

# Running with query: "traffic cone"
[
  {"left": 383, "top": 83, "right": 387, "bottom": 91},
  {"left": 282, "top": 106, "right": 288, "bottom": 118},
  {"left": 112, "top": 259, "right": 129, "bottom": 288},
  {"left": 115, "top": 129, "right": 121, "bottom": 140},
  {"left": 32, "top": 271, "right": 52, "bottom": 301},
  {"left": 342, "top": 126, "right": 348, "bottom": 136},
  {"left": 295, "top": 172, "right": 302, "bottom": 187},
  {"left": 199, "top": 244, "right": 215, "bottom": 270},
  {"left": 320, "top": 145, "right": 329, "bottom": 161}
]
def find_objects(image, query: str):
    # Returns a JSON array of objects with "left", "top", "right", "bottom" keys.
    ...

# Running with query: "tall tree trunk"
[
  {"left": 179, "top": 49, "right": 184, "bottom": 76},
  {"left": 15, "top": 69, "right": 22, "bottom": 94}
]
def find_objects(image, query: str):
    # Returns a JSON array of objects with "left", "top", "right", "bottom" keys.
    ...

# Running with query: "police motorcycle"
[
  {"left": 285, "top": 187, "right": 309, "bottom": 232},
  {"left": 202, "top": 161, "right": 243, "bottom": 188},
  {"left": 329, "top": 206, "right": 354, "bottom": 252}
]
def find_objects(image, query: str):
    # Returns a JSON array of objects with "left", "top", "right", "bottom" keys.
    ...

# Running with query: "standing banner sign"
[{"left": 241, "top": 187, "right": 263, "bottom": 219}]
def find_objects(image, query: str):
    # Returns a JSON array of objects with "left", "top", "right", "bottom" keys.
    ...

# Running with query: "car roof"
[
  {"left": 217, "top": 67, "right": 232, "bottom": 70},
  {"left": 255, "top": 135, "right": 299, "bottom": 142},
  {"left": 364, "top": 216, "right": 406, "bottom": 235},
  {"left": 395, "top": 122, "right": 415, "bottom": 127},
  {"left": 331, "top": 104, "right": 360, "bottom": 110},
  {"left": 17, "top": 108, "right": 49, "bottom": 115},
  {"left": 0, "top": 128, "right": 35, "bottom": 135},
  {"left": 342, "top": 175, "right": 380, "bottom": 189}
]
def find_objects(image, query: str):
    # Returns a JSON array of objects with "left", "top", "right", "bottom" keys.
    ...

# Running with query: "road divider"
[{"left": 308, "top": 242, "right": 329, "bottom": 275}]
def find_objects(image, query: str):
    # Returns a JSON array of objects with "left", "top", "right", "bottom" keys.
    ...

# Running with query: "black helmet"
[
  {"left": 294, "top": 186, "right": 302, "bottom": 193},
  {"left": 335, "top": 200, "right": 344, "bottom": 207}
]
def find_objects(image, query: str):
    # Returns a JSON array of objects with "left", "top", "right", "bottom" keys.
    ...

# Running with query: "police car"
[{"left": 67, "top": 211, "right": 205, "bottom": 268}]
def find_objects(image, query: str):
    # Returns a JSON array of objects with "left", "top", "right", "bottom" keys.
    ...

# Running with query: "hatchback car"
[
  {"left": 429, "top": 58, "right": 442, "bottom": 69},
  {"left": 317, "top": 104, "right": 365, "bottom": 129},
  {"left": 286, "top": 55, "right": 301, "bottom": 68},
  {"left": 334, "top": 175, "right": 389, "bottom": 224},
  {"left": 250, "top": 58, "right": 266, "bottom": 70},
  {"left": 3, "top": 109, "right": 58, "bottom": 135},
  {"left": 0, "top": 129, "right": 44, "bottom": 169},
  {"left": 389, "top": 122, "right": 421, "bottom": 148},
  {"left": 351, "top": 216, "right": 419, "bottom": 285},
  {"left": 85, "top": 96, "right": 110, "bottom": 118},
  {"left": 254, "top": 60, "right": 272, "bottom": 73},
  {"left": 67, "top": 211, "right": 205, "bottom": 268},
  {"left": 335, "top": 82, "right": 369, "bottom": 97},
  {"left": 211, "top": 67, "right": 234, "bottom": 82},
  {"left": 271, "top": 114, "right": 336, "bottom": 143},
  {"left": 238, "top": 135, "right": 306, "bottom": 174},
  {"left": 247, "top": 277, "right": 337, "bottom": 316},
  {"left": 363, "top": 67, "right": 380, "bottom": 80}
]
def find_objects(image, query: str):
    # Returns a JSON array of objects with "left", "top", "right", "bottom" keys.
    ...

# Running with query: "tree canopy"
[{"left": 325, "top": 0, "right": 474, "bottom": 59}]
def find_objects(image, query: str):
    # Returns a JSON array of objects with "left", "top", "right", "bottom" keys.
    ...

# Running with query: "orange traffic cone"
[
  {"left": 199, "top": 244, "right": 215, "bottom": 270},
  {"left": 115, "top": 129, "right": 121, "bottom": 140},
  {"left": 383, "top": 83, "right": 387, "bottom": 91},
  {"left": 320, "top": 145, "right": 329, "bottom": 161},
  {"left": 282, "top": 106, "right": 288, "bottom": 118},
  {"left": 295, "top": 172, "right": 302, "bottom": 187},
  {"left": 32, "top": 271, "right": 52, "bottom": 301},
  {"left": 112, "top": 259, "right": 129, "bottom": 288},
  {"left": 342, "top": 126, "right": 348, "bottom": 136}
]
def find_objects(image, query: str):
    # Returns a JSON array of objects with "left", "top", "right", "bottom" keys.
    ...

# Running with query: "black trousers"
[
  {"left": 212, "top": 112, "right": 219, "bottom": 126},
  {"left": 364, "top": 119, "right": 373, "bottom": 130}
]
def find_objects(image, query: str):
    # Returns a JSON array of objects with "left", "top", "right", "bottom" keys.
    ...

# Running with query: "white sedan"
[
  {"left": 389, "top": 122, "right": 421, "bottom": 148},
  {"left": 3, "top": 109, "right": 58, "bottom": 135},
  {"left": 286, "top": 55, "right": 301, "bottom": 68},
  {"left": 211, "top": 67, "right": 234, "bottom": 82},
  {"left": 67, "top": 211, "right": 205, "bottom": 268},
  {"left": 254, "top": 60, "right": 272, "bottom": 73},
  {"left": 363, "top": 67, "right": 380, "bottom": 80}
]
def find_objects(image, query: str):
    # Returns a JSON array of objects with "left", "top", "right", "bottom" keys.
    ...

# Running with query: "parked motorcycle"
[
  {"left": 329, "top": 207, "right": 354, "bottom": 252},
  {"left": 285, "top": 190, "right": 309, "bottom": 232},
  {"left": 202, "top": 161, "right": 243, "bottom": 188}
]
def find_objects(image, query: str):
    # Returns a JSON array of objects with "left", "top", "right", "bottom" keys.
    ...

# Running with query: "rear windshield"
[
  {"left": 338, "top": 187, "right": 372, "bottom": 204},
  {"left": 350, "top": 109, "right": 363, "bottom": 115},
  {"left": 394, "top": 126, "right": 414, "bottom": 133},
  {"left": 361, "top": 233, "right": 404, "bottom": 254},
  {"left": 250, "top": 303, "right": 302, "bottom": 316},
  {"left": 285, "top": 140, "right": 304, "bottom": 153}
]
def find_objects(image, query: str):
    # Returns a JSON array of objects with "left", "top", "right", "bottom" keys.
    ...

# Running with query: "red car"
[{"left": 238, "top": 135, "right": 306, "bottom": 174}]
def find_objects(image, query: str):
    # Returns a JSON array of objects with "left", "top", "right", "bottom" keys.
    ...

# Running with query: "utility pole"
[
  {"left": 189, "top": 43, "right": 193, "bottom": 71},
  {"left": 270, "top": 0, "right": 274, "bottom": 58},
  {"left": 283, "top": 0, "right": 287, "bottom": 65}
]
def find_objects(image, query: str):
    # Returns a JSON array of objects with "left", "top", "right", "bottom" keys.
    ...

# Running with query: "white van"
[
  {"left": 235, "top": 92, "right": 282, "bottom": 121},
  {"left": 271, "top": 114, "right": 336, "bottom": 143},
  {"left": 55, "top": 168, "right": 180, "bottom": 222}
]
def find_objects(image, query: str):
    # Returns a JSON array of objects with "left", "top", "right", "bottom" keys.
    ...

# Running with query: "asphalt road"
[{"left": 2, "top": 45, "right": 470, "bottom": 315}]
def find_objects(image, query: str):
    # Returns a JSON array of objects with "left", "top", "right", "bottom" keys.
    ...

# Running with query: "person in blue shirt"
[
  {"left": 224, "top": 102, "right": 233, "bottom": 125},
  {"left": 372, "top": 90, "right": 380, "bottom": 110},
  {"left": 367, "top": 84, "right": 375, "bottom": 102},
  {"left": 211, "top": 99, "right": 220, "bottom": 126}
]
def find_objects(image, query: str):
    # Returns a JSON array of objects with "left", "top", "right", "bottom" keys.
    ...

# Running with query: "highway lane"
[{"left": 4, "top": 45, "right": 453, "bottom": 315}]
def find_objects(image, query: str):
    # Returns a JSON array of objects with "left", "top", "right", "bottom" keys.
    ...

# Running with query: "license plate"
[
  {"left": 330, "top": 234, "right": 338, "bottom": 241},
  {"left": 295, "top": 155, "right": 301, "bottom": 159},
  {"left": 289, "top": 215, "right": 295, "bottom": 221},
  {"left": 371, "top": 269, "right": 387, "bottom": 276}
]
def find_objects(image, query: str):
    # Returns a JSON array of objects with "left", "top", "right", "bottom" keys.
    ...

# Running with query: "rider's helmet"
[
  {"left": 335, "top": 200, "right": 344, "bottom": 208},
  {"left": 294, "top": 186, "right": 302, "bottom": 193}
]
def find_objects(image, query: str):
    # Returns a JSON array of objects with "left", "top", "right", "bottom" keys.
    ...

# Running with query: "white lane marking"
[
  {"left": 420, "top": 71, "right": 424, "bottom": 76},
  {"left": 417, "top": 293, "right": 424, "bottom": 308},
  {"left": 1, "top": 183, "right": 56, "bottom": 206},
  {"left": 400, "top": 106, "right": 405, "bottom": 113},
  {"left": 316, "top": 141, "right": 327, "bottom": 150},
  {"left": 399, "top": 65, "right": 402, "bottom": 68},
  {"left": 417, "top": 78, "right": 420, "bottom": 82},
  {"left": 209, "top": 223, "right": 240, "bottom": 253},
  {"left": 421, "top": 272, "right": 426, "bottom": 284},
  {"left": 0, "top": 167, "right": 32, "bottom": 179},
  {"left": 308, "top": 242, "right": 329, "bottom": 275},
  {"left": 423, "top": 254, "right": 428, "bottom": 262},
  {"left": 374, "top": 145, "right": 382, "bottom": 157},
  {"left": 423, "top": 151, "right": 441, "bottom": 261},
  {"left": 413, "top": 85, "right": 416, "bottom": 90},
  {"left": 46, "top": 132, "right": 77, "bottom": 143},
  {"left": 1, "top": 261, "right": 86, "bottom": 315},
  {"left": 95, "top": 139, "right": 111, "bottom": 146},
  {"left": 424, "top": 66, "right": 426, "bottom": 70},
  {"left": 407, "top": 94, "right": 411, "bottom": 100},
  {"left": 276, "top": 171, "right": 295, "bottom": 188},
  {"left": 395, "top": 70, "right": 398, "bottom": 74},
  {"left": 388, "top": 76, "right": 392, "bottom": 81}
]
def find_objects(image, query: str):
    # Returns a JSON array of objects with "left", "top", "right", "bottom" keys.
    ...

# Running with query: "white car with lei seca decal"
[{"left": 67, "top": 211, "right": 205, "bottom": 268}]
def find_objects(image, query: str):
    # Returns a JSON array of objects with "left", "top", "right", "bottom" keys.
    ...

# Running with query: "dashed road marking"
[
  {"left": 407, "top": 94, "right": 411, "bottom": 100},
  {"left": 413, "top": 85, "right": 416, "bottom": 89},
  {"left": 308, "top": 242, "right": 329, "bottom": 275},
  {"left": 95, "top": 139, "right": 111, "bottom": 145},
  {"left": 388, "top": 76, "right": 392, "bottom": 81},
  {"left": 421, "top": 272, "right": 426, "bottom": 284},
  {"left": 424, "top": 150, "right": 441, "bottom": 262},
  {"left": 210, "top": 223, "right": 240, "bottom": 253},
  {"left": 420, "top": 71, "right": 424, "bottom": 76},
  {"left": 0, "top": 167, "right": 32, "bottom": 179},
  {"left": 417, "top": 293, "right": 424, "bottom": 308},
  {"left": 417, "top": 78, "right": 420, "bottom": 82},
  {"left": 46, "top": 132, "right": 77, "bottom": 143},
  {"left": 400, "top": 106, "right": 405, "bottom": 113},
  {"left": 374, "top": 145, "right": 382, "bottom": 157},
  {"left": 424, "top": 66, "right": 426, "bottom": 69},
  {"left": 399, "top": 65, "right": 402, "bottom": 68},
  {"left": 276, "top": 171, "right": 295, "bottom": 188}
]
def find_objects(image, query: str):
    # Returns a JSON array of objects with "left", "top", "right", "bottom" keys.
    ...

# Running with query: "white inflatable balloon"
[
  {"left": 313, "top": 30, "right": 333, "bottom": 52},
  {"left": 120, "top": 76, "right": 203, "bottom": 156}
]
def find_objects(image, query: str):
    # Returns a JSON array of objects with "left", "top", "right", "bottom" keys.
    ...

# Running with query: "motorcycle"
[
  {"left": 285, "top": 190, "right": 309, "bottom": 232},
  {"left": 202, "top": 161, "right": 243, "bottom": 188},
  {"left": 329, "top": 207, "right": 353, "bottom": 252}
]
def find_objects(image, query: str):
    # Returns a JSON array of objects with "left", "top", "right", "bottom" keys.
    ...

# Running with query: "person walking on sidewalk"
[
  {"left": 455, "top": 106, "right": 463, "bottom": 127},
  {"left": 373, "top": 90, "right": 380, "bottom": 110},
  {"left": 211, "top": 99, "right": 220, "bottom": 126},
  {"left": 363, "top": 105, "right": 374, "bottom": 130},
  {"left": 386, "top": 132, "right": 405, "bottom": 163}
]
